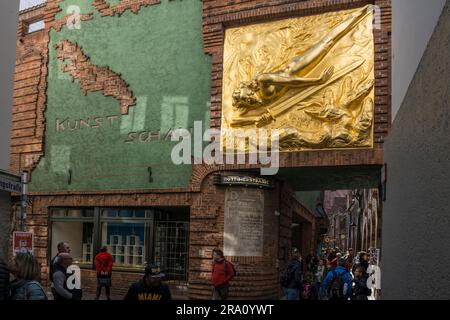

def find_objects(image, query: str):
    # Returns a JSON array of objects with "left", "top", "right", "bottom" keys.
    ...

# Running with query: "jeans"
[
  {"left": 284, "top": 288, "right": 299, "bottom": 300},
  {"left": 212, "top": 286, "right": 229, "bottom": 300}
]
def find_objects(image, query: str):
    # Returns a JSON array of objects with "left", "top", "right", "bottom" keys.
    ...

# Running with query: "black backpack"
[
  {"left": 328, "top": 270, "right": 345, "bottom": 300},
  {"left": 224, "top": 260, "right": 237, "bottom": 277}
]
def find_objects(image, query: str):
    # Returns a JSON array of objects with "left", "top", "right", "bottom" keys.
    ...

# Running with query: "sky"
[{"left": 19, "top": 0, "right": 46, "bottom": 11}]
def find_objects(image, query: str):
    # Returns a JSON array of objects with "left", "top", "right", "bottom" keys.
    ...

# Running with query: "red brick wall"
[
  {"left": 9, "top": 0, "right": 391, "bottom": 300},
  {"left": 188, "top": 172, "right": 316, "bottom": 299},
  {"left": 11, "top": 4, "right": 47, "bottom": 174}
]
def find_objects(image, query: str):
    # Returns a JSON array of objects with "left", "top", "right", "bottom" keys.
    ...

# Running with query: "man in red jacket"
[
  {"left": 211, "top": 248, "right": 235, "bottom": 300},
  {"left": 95, "top": 246, "right": 113, "bottom": 300}
]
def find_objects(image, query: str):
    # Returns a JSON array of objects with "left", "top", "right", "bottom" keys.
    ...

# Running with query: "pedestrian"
[
  {"left": 301, "top": 272, "right": 317, "bottom": 300},
  {"left": 327, "top": 248, "right": 336, "bottom": 262},
  {"left": 50, "top": 241, "right": 71, "bottom": 283},
  {"left": 344, "top": 248, "right": 354, "bottom": 272},
  {"left": 356, "top": 251, "right": 369, "bottom": 272},
  {"left": 211, "top": 248, "right": 235, "bottom": 300},
  {"left": 306, "top": 251, "right": 319, "bottom": 273},
  {"left": 351, "top": 266, "right": 372, "bottom": 300},
  {"left": 280, "top": 248, "right": 303, "bottom": 300},
  {"left": 321, "top": 257, "right": 353, "bottom": 300},
  {"left": 0, "top": 258, "right": 9, "bottom": 300},
  {"left": 52, "top": 252, "right": 80, "bottom": 300},
  {"left": 124, "top": 264, "right": 171, "bottom": 301},
  {"left": 8, "top": 252, "right": 47, "bottom": 300},
  {"left": 329, "top": 252, "right": 342, "bottom": 270},
  {"left": 95, "top": 246, "right": 113, "bottom": 300},
  {"left": 314, "top": 259, "right": 328, "bottom": 300}
]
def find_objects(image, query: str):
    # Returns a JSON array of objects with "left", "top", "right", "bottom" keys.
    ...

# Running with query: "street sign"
[
  {"left": 13, "top": 231, "right": 34, "bottom": 256},
  {"left": 0, "top": 174, "right": 21, "bottom": 193}
]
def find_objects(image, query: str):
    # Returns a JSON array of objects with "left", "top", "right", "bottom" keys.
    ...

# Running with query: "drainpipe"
[{"left": 20, "top": 171, "right": 28, "bottom": 231}]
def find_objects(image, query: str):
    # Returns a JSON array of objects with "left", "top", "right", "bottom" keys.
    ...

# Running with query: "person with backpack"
[
  {"left": 280, "top": 248, "right": 303, "bottom": 300},
  {"left": 95, "top": 246, "right": 113, "bottom": 300},
  {"left": 321, "top": 257, "right": 353, "bottom": 300},
  {"left": 8, "top": 252, "right": 47, "bottom": 300},
  {"left": 211, "top": 248, "right": 235, "bottom": 300}
]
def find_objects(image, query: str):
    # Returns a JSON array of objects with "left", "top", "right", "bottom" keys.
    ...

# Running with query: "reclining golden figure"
[{"left": 231, "top": 5, "right": 373, "bottom": 113}]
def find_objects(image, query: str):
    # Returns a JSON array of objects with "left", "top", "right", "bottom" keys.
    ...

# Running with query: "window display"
[
  {"left": 51, "top": 221, "right": 94, "bottom": 265},
  {"left": 49, "top": 207, "right": 189, "bottom": 280},
  {"left": 100, "top": 209, "right": 149, "bottom": 269}
]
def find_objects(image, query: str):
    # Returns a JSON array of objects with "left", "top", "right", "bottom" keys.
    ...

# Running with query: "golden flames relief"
[{"left": 221, "top": 5, "right": 375, "bottom": 151}]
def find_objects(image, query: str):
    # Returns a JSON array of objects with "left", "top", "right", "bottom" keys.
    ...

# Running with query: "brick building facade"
[{"left": 10, "top": 0, "right": 391, "bottom": 299}]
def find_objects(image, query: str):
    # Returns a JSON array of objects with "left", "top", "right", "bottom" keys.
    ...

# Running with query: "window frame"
[
  {"left": 48, "top": 207, "right": 97, "bottom": 269},
  {"left": 48, "top": 206, "right": 190, "bottom": 277}
]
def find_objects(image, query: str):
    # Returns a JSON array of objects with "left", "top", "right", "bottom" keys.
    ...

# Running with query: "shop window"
[
  {"left": 50, "top": 208, "right": 95, "bottom": 266},
  {"left": 103, "top": 209, "right": 119, "bottom": 217},
  {"left": 154, "top": 221, "right": 189, "bottom": 281},
  {"left": 118, "top": 209, "right": 133, "bottom": 218},
  {"left": 50, "top": 221, "right": 94, "bottom": 266},
  {"left": 100, "top": 221, "right": 148, "bottom": 269},
  {"left": 49, "top": 207, "right": 189, "bottom": 282},
  {"left": 51, "top": 208, "right": 94, "bottom": 218}
]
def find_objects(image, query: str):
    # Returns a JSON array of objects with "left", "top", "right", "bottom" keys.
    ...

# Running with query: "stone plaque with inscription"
[{"left": 224, "top": 187, "right": 264, "bottom": 256}]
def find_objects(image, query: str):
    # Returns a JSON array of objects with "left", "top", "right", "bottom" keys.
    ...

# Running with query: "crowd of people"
[
  {"left": 0, "top": 241, "right": 374, "bottom": 301},
  {"left": 0, "top": 241, "right": 172, "bottom": 301},
  {"left": 280, "top": 247, "right": 374, "bottom": 300}
]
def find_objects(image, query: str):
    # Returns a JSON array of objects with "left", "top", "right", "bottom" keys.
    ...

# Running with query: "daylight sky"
[{"left": 19, "top": 0, "right": 46, "bottom": 11}]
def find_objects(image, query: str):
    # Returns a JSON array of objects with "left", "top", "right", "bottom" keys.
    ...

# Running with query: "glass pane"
[
  {"left": 28, "top": 20, "right": 45, "bottom": 33},
  {"left": 135, "top": 209, "right": 146, "bottom": 218},
  {"left": 51, "top": 221, "right": 94, "bottom": 265},
  {"left": 84, "top": 209, "right": 94, "bottom": 218},
  {"left": 102, "top": 209, "right": 118, "bottom": 218},
  {"left": 100, "top": 222, "right": 147, "bottom": 269},
  {"left": 153, "top": 221, "right": 189, "bottom": 281},
  {"left": 67, "top": 209, "right": 82, "bottom": 218},
  {"left": 51, "top": 209, "right": 66, "bottom": 217},
  {"left": 118, "top": 209, "right": 133, "bottom": 218}
]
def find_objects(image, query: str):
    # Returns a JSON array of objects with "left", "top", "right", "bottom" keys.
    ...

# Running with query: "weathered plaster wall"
[
  {"left": 382, "top": 1, "right": 450, "bottom": 299},
  {"left": 392, "top": 0, "right": 446, "bottom": 120}
]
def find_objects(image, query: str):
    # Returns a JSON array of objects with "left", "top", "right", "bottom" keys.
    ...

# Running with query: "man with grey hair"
[
  {"left": 52, "top": 252, "right": 76, "bottom": 300},
  {"left": 49, "top": 241, "right": 71, "bottom": 283}
]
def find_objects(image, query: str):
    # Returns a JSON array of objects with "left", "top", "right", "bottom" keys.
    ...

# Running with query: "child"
[{"left": 301, "top": 272, "right": 317, "bottom": 300}]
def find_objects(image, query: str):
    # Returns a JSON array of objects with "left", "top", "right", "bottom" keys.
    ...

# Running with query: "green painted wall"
[{"left": 30, "top": 0, "right": 211, "bottom": 192}]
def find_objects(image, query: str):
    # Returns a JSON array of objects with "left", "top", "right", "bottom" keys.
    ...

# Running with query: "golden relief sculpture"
[{"left": 221, "top": 5, "right": 375, "bottom": 151}]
